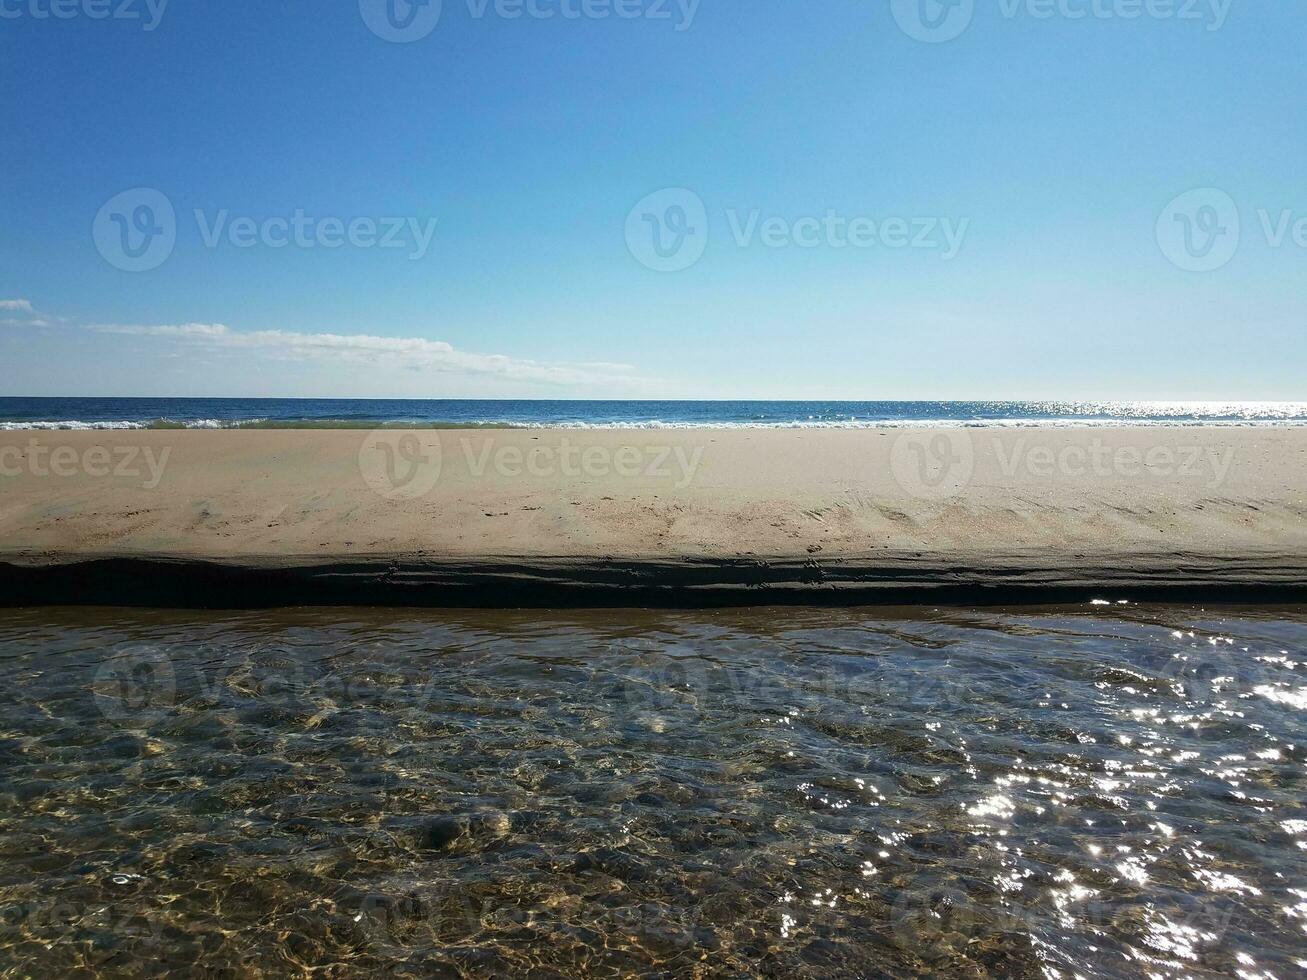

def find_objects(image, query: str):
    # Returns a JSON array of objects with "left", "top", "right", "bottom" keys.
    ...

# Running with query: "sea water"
[
  {"left": 1, "top": 605, "right": 1304, "bottom": 976},
  {"left": 3, "top": 397, "right": 1307, "bottom": 430}
]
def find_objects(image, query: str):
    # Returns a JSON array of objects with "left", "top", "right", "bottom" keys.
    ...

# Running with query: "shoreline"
[
  {"left": 3, "top": 426, "right": 1305, "bottom": 607},
  {"left": 6, "top": 420, "right": 1307, "bottom": 432},
  {"left": 5, "top": 552, "right": 1307, "bottom": 608}
]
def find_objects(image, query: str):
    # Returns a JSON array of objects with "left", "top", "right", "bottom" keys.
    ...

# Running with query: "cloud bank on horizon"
[{"left": 0, "top": 299, "right": 644, "bottom": 396}]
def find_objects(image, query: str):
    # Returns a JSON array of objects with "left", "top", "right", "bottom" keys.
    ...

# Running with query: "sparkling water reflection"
[{"left": 0, "top": 606, "right": 1304, "bottom": 977}]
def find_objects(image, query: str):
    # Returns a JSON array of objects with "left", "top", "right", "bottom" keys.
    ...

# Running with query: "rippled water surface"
[
  {"left": 3, "top": 396, "right": 1306, "bottom": 429},
  {"left": 1, "top": 606, "right": 1305, "bottom": 978}
]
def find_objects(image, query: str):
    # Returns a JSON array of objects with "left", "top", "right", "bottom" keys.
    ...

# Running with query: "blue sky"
[{"left": 1, "top": 0, "right": 1303, "bottom": 399}]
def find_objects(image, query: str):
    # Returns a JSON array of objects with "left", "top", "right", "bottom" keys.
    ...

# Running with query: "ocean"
[
  {"left": 4, "top": 403, "right": 1306, "bottom": 975},
  {"left": 1, "top": 605, "right": 1304, "bottom": 976},
  {"left": 2, "top": 397, "right": 1307, "bottom": 430}
]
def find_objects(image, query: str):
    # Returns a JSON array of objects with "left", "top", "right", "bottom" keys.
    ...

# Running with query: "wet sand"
[{"left": 2, "top": 427, "right": 1305, "bottom": 604}]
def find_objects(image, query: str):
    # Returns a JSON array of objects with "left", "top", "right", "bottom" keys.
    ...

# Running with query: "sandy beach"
[{"left": 2, "top": 426, "right": 1305, "bottom": 604}]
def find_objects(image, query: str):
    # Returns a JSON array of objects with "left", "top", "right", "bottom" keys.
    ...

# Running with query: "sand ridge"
[{"left": 2, "top": 426, "right": 1305, "bottom": 604}]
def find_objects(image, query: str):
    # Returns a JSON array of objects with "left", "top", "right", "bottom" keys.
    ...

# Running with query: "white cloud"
[
  {"left": 90, "top": 322, "right": 638, "bottom": 387},
  {"left": 0, "top": 299, "right": 63, "bottom": 328},
  {"left": 5, "top": 297, "right": 644, "bottom": 391}
]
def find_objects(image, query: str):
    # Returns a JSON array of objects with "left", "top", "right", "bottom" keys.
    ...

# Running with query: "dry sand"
[{"left": 2, "top": 427, "right": 1305, "bottom": 604}]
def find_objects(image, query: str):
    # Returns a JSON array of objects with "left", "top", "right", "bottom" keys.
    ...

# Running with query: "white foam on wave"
[
  {"left": 512, "top": 418, "right": 1307, "bottom": 430},
  {"left": 0, "top": 418, "right": 259, "bottom": 431},
  {"left": 0, "top": 420, "right": 149, "bottom": 431},
  {"left": 3, "top": 417, "right": 1307, "bottom": 431}
]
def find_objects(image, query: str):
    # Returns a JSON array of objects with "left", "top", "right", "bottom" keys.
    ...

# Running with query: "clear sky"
[{"left": 1, "top": 0, "right": 1303, "bottom": 399}]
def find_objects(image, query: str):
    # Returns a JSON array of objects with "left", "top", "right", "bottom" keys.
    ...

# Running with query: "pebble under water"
[{"left": 0, "top": 605, "right": 1304, "bottom": 978}]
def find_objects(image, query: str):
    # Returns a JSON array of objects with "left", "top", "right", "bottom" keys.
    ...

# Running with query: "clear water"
[
  {"left": 2, "top": 397, "right": 1307, "bottom": 430},
  {"left": 1, "top": 605, "right": 1304, "bottom": 977}
]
